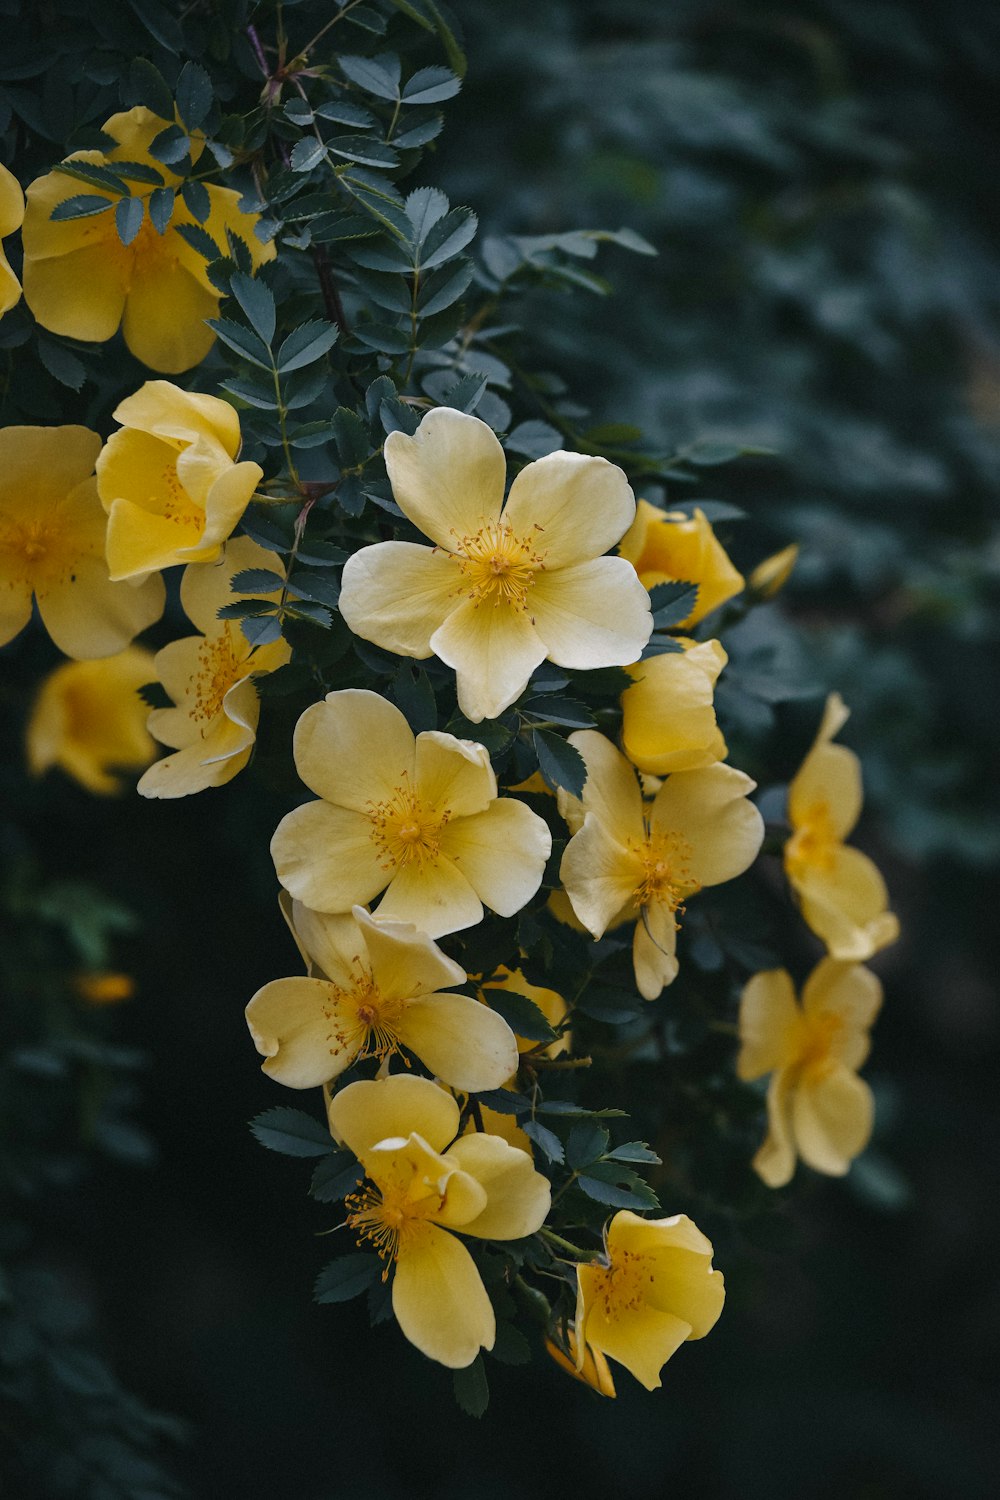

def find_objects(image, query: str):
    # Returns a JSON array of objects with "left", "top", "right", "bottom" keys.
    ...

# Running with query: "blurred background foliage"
[{"left": 1, "top": 0, "right": 998, "bottom": 1496}]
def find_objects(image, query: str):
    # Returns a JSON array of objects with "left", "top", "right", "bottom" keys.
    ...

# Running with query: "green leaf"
[
  {"left": 402, "top": 66, "right": 461, "bottom": 104},
  {"left": 37, "top": 338, "right": 86, "bottom": 391},
  {"left": 453, "top": 1355, "right": 489, "bottom": 1417},
  {"left": 533, "top": 729, "right": 586, "bottom": 797},
  {"left": 328, "top": 135, "right": 399, "bottom": 168},
  {"left": 353, "top": 322, "right": 410, "bottom": 355},
  {"left": 216, "top": 600, "right": 276, "bottom": 620},
  {"left": 229, "top": 271, "right": 276, "bottom": 345},
  {"left": 421, "top": 0, "right": 468, "bottom": 77},
  {"left": 567, "top": 1121, "right": 610, "bottom": 1169},
  {"left": 338, "top": 52, "right": 401, "bottom": 101},
  {"left": 474, "top": 1089, "right": 529, "bottom": 1116},
  {"left": 230, "top": 568, "right": 284, "bottom": 595},
  {"left": 148, "top": 186, "right": 175, "bottom": 234},
  {"left": 483, "top": 988, "right": 557, "bottom": 1043},
  {"left": 249, "top": 1106, "right": 334, "bottom": 1157},
  {"left": 311, "top": 212, "right": 383, "bottom": 245},
  {"left": 175, "top": 60, "right": 213, "bottom": 132},
  {"left": 123, "top": 58, "right": 174, "bottom": 122},
  {"left": 585, "top": 422, "right": 643, "bottom": 446},
  {"left": 314, "top": 101, "right": 377, "bottom": 128},
  {"left": 290, "top": 138, "right": 326, "bottom": 172},
  {"left": 332, "top": 407, "right": 371, "bottom": 467},
  {"left": 577, "top": 1175, "right": 660, "bottom": 1211},
  {"left": 394, "top": 116, "right": 445, "bottom": 150},
  {"left": 506, "top": 420, "right": 562, "bottom": 459},
  {"left": 310, "top": 1153, "right": 362, "bottom": 1203},
  {"left": 521, "top": 695, "right": 596, "bottom": 729},
  {"left": 418, "top": 260, "right": 474, "bottom": 316},
  {"left": 420, "top": 206, "right": 478, "bottom": 269},
  {"left": 242, "top": 614, "right": 285, "bottom": 647},
  {"left": 276, "top": 320, "right": 339, "bottom": 372},
  {"left": 440, "top": 373, "right": 487, "bottom": 413},
  {"left": 115, "top": 195, "right": 144, "bottom": 247},
  {"left": 296, "top": 541, "right": 349, "bottom": 566},
  {"left": 113, "top": 159, "right": 165, "bottom": 186},
  {"left": 489, "top": 1323, "right": 531, "bottom": 1366},
  {"left": 220, "top": 376, "right": 279, "bottom": 410},
  {"left": 288, "top": 572, "right": 341, "bottom": 608},
  {"left": 390, "top": 664, "right": 437, "bottom": 734},
  {"left": 607, "top": 1141, "right": 662, "bottom": 1164},
  {"left": 314, "top": 1254, "right": 381, "bottom": 1304},
  {"left": 206, "top": 317, "right": 272, "bottom": 370},
  {"left": 175, "top": 222, "right": 224, "bottom": 262},
  {"left": 53, "top": 160, "right": 127, "bottom": 195},
  {"left": 522, "top": 1119, "right": 564, "bottom": 1164},
  {"left": 648, "top": 580, "right": 699, "bottom": 629},
  {"left": 149, "top": 123, "right": 191, "bottom": 166},
  {"left": 50, "top": 194, "right": 113, "bottom": 221},
  {"left": 180, "top": 178, "right": 210, "bottom": 223}
]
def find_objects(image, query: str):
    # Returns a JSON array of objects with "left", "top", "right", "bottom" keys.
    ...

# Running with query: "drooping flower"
[
  {"left": 97, "top": 381, "right": 263, "bottom": 580},
  {"left": 545, "top": 1326, "right": 616, "bottom": 1397},
  {"left": 27, "top": 647, "right": 157, "bottom": 795},
  {"left": 21, "top": 107, "right": 274, "bottom": 373},
  {"left": 620, "top": 639, "right": 727, "bottom": 776},
  {"left": 575, "top": 1210, "right": 725, "bottom": 1391},
  {"left": 784, "top": 694, "right": 899, "bottom": 960},
  {"left": 329, "top": 1073, "right": 551, "bottom": 1367},
  {"left": 271, "top": 689, "right": 551, "bottom": 939},
  {"left": 0, "top": 425, "right": 164, "bottom": 657},
  {"left": 247, "top": 902, "right": 518, "bottom": 1093},
  {"left": 339, "top": 408, "right": 652, "bottom": 722},
  {"left": 618, "top": 501, "right": 744, "bottom": 627},
  {"left": 0, "top": 162, "right": 24, "bottom": 318},
  {"left": 737, "top": 957, "right": 882, "bottom": 1187},
  {"left": 559, "top": 732, "right": 764, "bottom": 998},
  {"left": 137, "top": 536, "right": 289, "bottom": 799}
]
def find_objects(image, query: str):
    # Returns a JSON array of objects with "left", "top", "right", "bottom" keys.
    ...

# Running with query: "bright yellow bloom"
[
  {"left": 575, "top": 1211, "right": 725, "bottom": 1391},
  {"left": 559, "top": 733, "right": 764, "bottom": 998},
  {"left": 74, "top": 971, "right": 135, "bottom": 1006},
  {"left": 21, "top": 107, "right": 274, "bottom": 373},
  {"left": 137, "top": 537, "right": 289, "bottom": 799},
  {"left": 748, "top": 542, "right": 798, "bottom": 600},
  {"left": 97, "top": 381, "right": 262, "bottom": 580},
  {"left": 339, "top": 408, "right": 652, "bottom": 722},
  {"left": 247, "top": 902, "right": 518, "bottom": 1092},
  {"left": 785, "top": 694, "right": 899, "bottom": 960},
  {"left": 738, "top": 958, "right": 882, "bottom": 1187},
  {"left": 620, "top": 639, "right": 727, "bottom": 776},
  {"left": 271, "top": 689, "right": 551, "bottom": 939},
  {"left": 0, "top": 425, "right": 164, "bottom": 657},
  {"left": 618, "top": 501, "right": 744, "bottom": 627},
  {"left": 0, "top": 162, "right": 24, "bottom": 317},
  {"left": 27, "top": 647, "right": 156, "bottom": 795},
  {"left": 329, "top": 1073, "right": 551, "bottom": 1367},
  {"left": 545, "top": 1327, "right": 616, "bottom": 1397}
]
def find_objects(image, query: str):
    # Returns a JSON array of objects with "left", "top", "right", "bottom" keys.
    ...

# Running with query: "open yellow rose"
[
  {"left": 26, "top": 647, "right": 156, "bottom": 795},
  {"left": 575, "top": 1211, "right": 725, "bottom": 1391},
  {"left": 0, "top": 162, "right": 24, "bottom": 317},
  {"left": 247, "top": 902, "right": 518, "bottom": 1093},
  {"left": 137, "top": 536, "right": 289, "bottom": 799},
  {"left": 558, "top": 732, "right": 764, "bottom": 997},
  {"left": 618, "top": 501, "right": 744, "bottom": 627},
  {"left": 330, "top": 1073, "right": 551, "bottom": 1367},
  {"left": 97, "top": 381, "right": 262, "bottom": 580},
  {"left": 620, "top": 638, "right": 727, "bottom": 775},
  {"left": 738, "top": 957, "right": 882, "bottom": 1187},
  {"left": 271, "top": 689, "right": 552, "bottom": 938},
  {"left": 784, "top": 694, "right": 899, "bottom": 960},
  {"left": 21, "top": 107, "right": 274, "bottom": 373},
  {"left": 339, "top": 408, "right": 652, "bottom": 722},
  {"left": 0, "top": 425, "right": 164, "bottom": 657}
]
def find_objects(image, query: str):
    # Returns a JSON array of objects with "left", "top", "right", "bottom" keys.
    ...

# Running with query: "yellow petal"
[
  {"left": 621, "top": 641, "right": 728, "bottom": 776},
  {"left": 177, "top": 461, "right": 260, "bottom": 561},
  {"left": 560, "top": 814, "right": 642, "bottom": 938},
  {"left": 578, "top": 1274, "right": 691, "bottom": 1391},
  {"left": 353, "top": 905, "right": 465, "bottom": 996},
  {"left": 438, "top": 798, "right": 551, "bottom": 916},
  {"left": 110, "top": 380, "right": 243, "bottom": 457},
  {"left": 752, "top": 1070, "right": 797, "bottom": 1188},
  {"left": 271, "top": 800, "right": 388, "bottom": 911},
  {"left": 329, "top": 1073, "right": 461, "bottom": 1158},
  {"left": 529, "top": 557, "right": 652, "bottom": 670},
  {"left": 121, "top": 259, "right": 218, "bottom": 373},
  {"left": 445, "top": 1132, "right": 551, "bottom": 1240},
  {"left": 430, "top": 595, "right": 547, "bottom": 722},
  {"left": 789, "top": 742, "right": 862, "bottom": 843},
  {"left": 339, "top": 541, "right": 458, "bottom": 657},
  {"left": 413, "top": 729, "right": 496, "bottom": 819},
  {"left": 618, "top": 501, "right": 744, "bottom": 625},
  {"left": 0, "top": 423, "right": 101, "bottom": 507},
  {"left": 397, "top": 992, "right": 518, "bottom": 1091},
  {"left": 801, "top": 957, "right": 882, "bottom": 1070},
  {"left": 374, "top": 853, "right": 483, "bottom": 939},
  {"left": 392, "top": 1221, "right": 495, "bottom": 1368},
  {"left": 565, "top": 729, "right": 645, "bottom": 841},
  {"left": 650, "top": 763, "right": 763, "bottom": 888},
  {"left": 0, "top": 162, "right": 25, "bottom": 239},
  {"left": 546, "top": 1329, "right": 617, "bottom": 1396},
  {"left": 245, "top": 976, "right": 361, "bottom": 1088},
  {"left": 791, "top": 844, "right": 899, "bottom": 961},
  {"left": 793, "top": 1065, "right": 874, "bottom": 1176},
  {"left": 606, "top": 1212, "right": 725, "bottom": 1339},
  {"left": 23, "top": 239, "right": 128, "bottom": 342},
  {"left": 737, "top": 969, "right": 804, "bottom": 1080},
  {"left": 292, "top": 689, "right": 415, "bottom": 809},
  {"left": 26, "top": 648, "right": 157, "bottom": 795},
  {"left": 632, "top": 898, "right": 679, "bottom": 998},
  {"left": 180, "top": 536, "right": 282, "bottom": 636},
  {"left": 369, "top": 1134, "right": 487, "bottom": 1227},
  {"left": 105, "top": 497, "right": 202, "bottom": 580},
  {"left": 288, "top": 904, "right": 369, "bottom": 985},
  {"left": 384, "top": 406, "right": 506, "bottom": 549},
  {"left": 502, "top": 450, "right": 636, "bottom": 568},
  {"left": 137, "top": 732, "right": 253, "bottom": 798}
]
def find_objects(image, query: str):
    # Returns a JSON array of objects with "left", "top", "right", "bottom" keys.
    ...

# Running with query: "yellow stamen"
[
  {"left": 589, "top": 1248, "right": 655, "bottom": 1317},
  {"left": 324, "top": 961, "right": 407, "bottom": 1065},
  {"left": 368, "top": 771, "right": 448, "bottom": 870},
  {"left": 191, "top": 625, "right": 246, "bottom": 726},
  {"left": 451, "top": 517, "right": 546, "bottom": 611},
  {"left": 630, "top": 827, "right": 698, "bottom": 913}
]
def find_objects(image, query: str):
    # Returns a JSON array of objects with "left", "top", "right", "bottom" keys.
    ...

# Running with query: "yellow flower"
[
  {"left": 545, "top": 1327, "right": 617, "bottom": 1397},
  {"left": 247, "top": 902, "right": 518, "bottom": 1092},
  {"left": 618, "top": 501, "right": 744, "bottom": 627},
  {"left": 748, "top": 542, "right": 798, "bottom": 600},
  {"left": 0, "top": 162, "right": 24, "bottom": 317},
  {"left": 620, "top": 639, "right": 727, "bottom": 776},
  {"left": 137, "top": 536, "right": 289, "bottom": 799},
  {"left": 271, "top": 689, "right": 552, "bottom": 939},
  {"left": 74, "top": 972, "right": 135, "bottom": 1006},
  {"left": 559, "top": 732, "right": 764, "bottom": 998},
  {"left": 27, "top": 648, "right": 156, "bottom": 795},
  {"left": 97, "top": 381, "right": 263, "bottom": 580},
  {"left": 737, "top": 958, "right": 882, "bottom": 1187},
  {"left": 575, "top": 1210, "right": 725, "bottom": 1391},
  {"left": 0, "top": 425, "right": 164, "bottom": 657},
  {"left": 330, "top": 1073, "right": 551, "bottom": 1367},
  {"left": 339, "top": 408, "right": 652, "bottom": 722},
  {"left": 21, "top": 107, "right": 274, "bottom": 373},
  {"left": 784, "top": 694, "right": 899, "bottom": 960}
]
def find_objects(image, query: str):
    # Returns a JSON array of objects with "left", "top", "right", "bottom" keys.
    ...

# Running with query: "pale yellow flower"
[
  {"left": 137, "top": 536, "right": 289, "bottom": 799},
  {"left": 271, "top": 689, "right": 551, "bottom": 939},
  {"left": 575, "top": 1211, "right": 724, "bottom": 1391},
  {"left": 330, "top": 1073, "right": 551, "bottom": 1367},
  {"left": 618, "top": 501, "right": 744, "bottom": 626},
  {"left": 738, "top": 958, "right": 882, "bottom": 1187},
  {"left": 784, "top": 694, "right": 899, "bottom": 960},
  {"left": 247, "top": 902, "right": 518, "bottom": 1093},
  {"left": 0, "top": 162, "right": 24, "bottom": 317},
  {"left": 339, "top": 408, "right": 652, "bottom": 722},
  {"left": 0, "top": 425, "right": 164, "bottom": 657},
  {"left": 545, "top": 1326, "right": 616, "bottom": 1397},
  {"left": 21, "top": 107, "right": 274, "bottom": 373},
  {"left": 97, "top": 381, "right": 262, "bottom": 581},
  {"left": 559, "top": 732, "right": 764, "bottom": 998},
  {"left": 620, "top": 639, "right": 727, "bottom": 776},
  {"left": 27, "top": 647, "right": 156, "bottom": 795}
]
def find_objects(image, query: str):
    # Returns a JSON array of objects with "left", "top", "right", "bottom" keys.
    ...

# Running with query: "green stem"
[{"left": 539, "top": 1225, "right": 597, "bottom": 1261}]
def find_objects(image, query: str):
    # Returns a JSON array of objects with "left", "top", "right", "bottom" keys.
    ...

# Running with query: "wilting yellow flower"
[
  {"left": 97, "top": 381, "right": 262, "bottom": 581},
  {"left": 0, "top": 425, "right": 164, "bottom": 657},
  {"left": 137, "top": 536, "right": 289, "bottom": 799},
  {"left": 339, "top": 408, "right": 652, "bottom": 722},
  {"left": 330, "top": 1073, "right": 551, "bottom": 1367},
  {"left": 620, "top": 639, "right": 727, "bottom": 776},
  {"left": 27, "top": 648, "right": 156, "bottom": 795},
  {"left": 271, "top": 689, "right": 551, "bottom": 939},
  {"left": 0, "top": 162, "right": 24, "bottom": 317},
  {"left": 545, "top": 1327, "right": 617, "bottom": 1397},
  {"left": 784, "top": 694, "right": 899, "bottom": 960},
  {"left": 575, "top": 1211, "right": 725, "bottom": 1391},
  {"left": 618, "top": 501, "right": 744, "bottom": 627},
  {"left": 748, "top": 542, "right": 798, "bottom": 600},
  {"left": 738, "top": 958, "right": 882, "bottom": 1187},
  {"left": 21, "top": 107, "right": 274, "bottom": 373},
  {"left": 247, "top": 902, "right": 517, "bottom": 1092},
  {"left": 74, "top": 971, "right": 135, "bottom": 1006},
  {"left": 559, "top": 733, "right": 764, "bottom": 998}
]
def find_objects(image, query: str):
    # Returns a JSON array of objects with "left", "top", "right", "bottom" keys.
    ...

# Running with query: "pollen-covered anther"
[
  {"left": 592, "top": 1249, "right": 655, "bottom": 1317},
  {"left": 191, "top": 626, "right": 243, "bottom": 725},
  {"left": 631, "top": 829, "right": 699, "bottom": 913},
  {"left": 367, "top": 772, "right": 448, "bottom": 869},
  {"left": 452, "top": 518, "right": 546, "bottom": 610}
]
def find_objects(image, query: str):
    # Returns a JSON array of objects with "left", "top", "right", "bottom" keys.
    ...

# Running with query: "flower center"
[
  {"left": 590, "top": 1249, "right": 655, "bottom": 1317},
  {"left": 452, "top": 518, "right": 545, "bottom": 611},
  {"left": 0, "top": 515, "right": 76, "bottom": 593},
  {"left": 368, "top": 773, "right": 448, "bottom": 870},
  {"left": 799, "top": 1010, "right": 844, "bottom": 1075},
  {"left": 191, "top": 626, "right": 245, "bottom": 726},
  {"left": 345, "top": 1170, "right": 445, "bottom": 1277},
  {"left": 325, "top": 966, "right": 406, "bottom": 1064},
  {"left": 786, "top": 800, "right": 838, "bottom": 875},
  {"left": 630, "top": 828, "right": 698, "bottom": 912}
]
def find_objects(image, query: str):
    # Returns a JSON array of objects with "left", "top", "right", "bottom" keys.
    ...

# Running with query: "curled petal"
[
  {"left": 446, "top": 1133, "right": 551, "bottom": 1240},
  {"left": 329, "top": 1073, "right": 461, "bottom": 1159}
]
